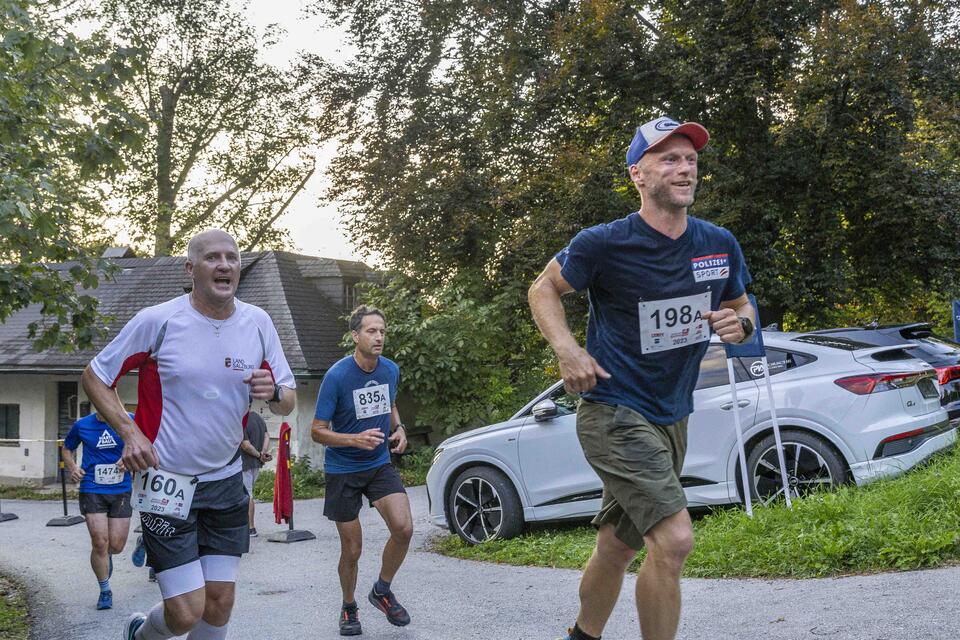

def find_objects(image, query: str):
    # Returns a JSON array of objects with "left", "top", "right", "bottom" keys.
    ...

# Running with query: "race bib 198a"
[
  {"left": 133, "top": 469, "right": 196, "bottom": 520},
  {"left": 94, "top": 463, "right": 124, "bottom": 486},
  {"left": 353, "top": 383, "right": 391, "bottom": 420},
  {"left": 639, "top": 292, "right": 711, "bottom": 354}
]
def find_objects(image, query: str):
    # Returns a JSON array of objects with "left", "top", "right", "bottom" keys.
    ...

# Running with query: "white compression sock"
[
  {"left": 135, "top": 602, "right": 176, "bottom": 640},
  {"left": 186, "top": 619, "right": 229, "bottom": 640}
]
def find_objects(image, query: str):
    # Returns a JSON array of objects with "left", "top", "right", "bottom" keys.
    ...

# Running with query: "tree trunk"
[{"left": 155, "top": 85, "right": 176, "bottom": 256}]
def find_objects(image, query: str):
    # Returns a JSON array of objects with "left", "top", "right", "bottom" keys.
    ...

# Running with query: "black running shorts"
[
  {"left": 323, "top": 463, "right": 406, "bottom": 522},
  {"left": 79, "top": 491, "right": 133, "bottom": 518},
  {"left": 139, "top": 472, "right": 250, "bottom": 572}
]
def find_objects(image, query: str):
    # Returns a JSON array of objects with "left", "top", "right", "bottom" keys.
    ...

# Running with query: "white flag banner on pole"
[
  {"left": 722, "top": 294, "right": 791, "bottom": 513},
  {"left": 725, "top": 357, "right": 753, "bottom": 518}
]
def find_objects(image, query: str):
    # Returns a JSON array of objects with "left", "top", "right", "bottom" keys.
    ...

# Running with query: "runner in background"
[
  {"left": 62, "top": 408, "right": 134, "bottom": 610},
  {"left": 311, "top": 306, "right": 412, "bottom": 636},
  {"left": 239, "top": 409, "right": 272, "bottom": 537}
]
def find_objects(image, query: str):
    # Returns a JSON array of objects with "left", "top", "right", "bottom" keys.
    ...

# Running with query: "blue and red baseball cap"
[{"left": 626, "top": 116, "right": 710, "bottom": 167}]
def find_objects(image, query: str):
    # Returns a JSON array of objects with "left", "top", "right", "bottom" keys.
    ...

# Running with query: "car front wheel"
[
  {"left": 447, "top": 466, "right": 523, "bottom": 544},
  {"left": 746, "top": 430, "right": 847, "bottom": 505}
]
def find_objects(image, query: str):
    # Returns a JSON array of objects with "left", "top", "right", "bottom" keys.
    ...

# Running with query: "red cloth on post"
[{"left": 273, "top": 422, "right": 293, "bottom": 524}]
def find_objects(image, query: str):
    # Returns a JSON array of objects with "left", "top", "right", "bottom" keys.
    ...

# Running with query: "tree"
[
  {"left": 315, "top": 0, "right": 960, "bottom": 430},
  {"left": 1, "top": 0, "right": 140, "bottom": 350},
  {"left": 94, "top": 0, "right": 325, "bottom": 256},
  {"left": 353, "top": 274, "right": 547, "bottom": 435}
]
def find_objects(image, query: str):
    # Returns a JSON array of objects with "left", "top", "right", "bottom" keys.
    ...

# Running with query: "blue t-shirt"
[
  {"left": 314, "top": 356, "right": 400, "bottom": 474},
  {"left": 63, "top": 413, "right": 133, "bottom": 494},
  {"left": 557, "top": 213, "right": 751, "bottom": 424}
]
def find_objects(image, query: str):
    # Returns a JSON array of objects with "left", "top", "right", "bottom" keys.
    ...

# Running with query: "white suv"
[{"left": 426, "top": 331, "right": 954, "bottom": 544}]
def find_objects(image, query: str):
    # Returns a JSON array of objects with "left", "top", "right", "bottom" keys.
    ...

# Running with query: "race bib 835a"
[{"left": 353, "top": 383, "right": 390, "bottom": 420}]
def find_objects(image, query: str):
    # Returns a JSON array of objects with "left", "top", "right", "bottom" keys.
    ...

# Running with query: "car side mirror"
[{"left": 533, "top": 399, "right": 559, "bottom": 422}]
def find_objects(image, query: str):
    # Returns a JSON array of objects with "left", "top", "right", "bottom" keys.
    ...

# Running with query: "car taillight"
[
  {"left": 834, "top": 372, "right": 924, "bottom": 395},
  {"left": 936, "top": 365, "right": 960, "bottom": 386}
]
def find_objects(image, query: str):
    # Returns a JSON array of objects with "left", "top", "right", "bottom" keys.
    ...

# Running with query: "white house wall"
[
  {"left": 0, "top": 373, "right": 329, "bottom": 487},
  {"left": 0, "top": 374, "right": 69, "bottom": 485}
]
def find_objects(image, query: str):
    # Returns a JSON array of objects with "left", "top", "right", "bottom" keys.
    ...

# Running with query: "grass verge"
[
  {"left": 0, "top": 486, "right": 77, "bottom": 501},
  {"left": 0, "top": 574, "right": 29, "bottom": 640},
  {"left": 434, "top": 445, "right": 960, "bottom": 578}
]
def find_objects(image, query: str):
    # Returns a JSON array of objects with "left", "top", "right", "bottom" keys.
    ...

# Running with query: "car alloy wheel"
[
  {"left": 747, "top": 430, "right": 847, "bottom": 506},
  {"left": 448, "top": 466, "right": 523, "bottom": 545}
]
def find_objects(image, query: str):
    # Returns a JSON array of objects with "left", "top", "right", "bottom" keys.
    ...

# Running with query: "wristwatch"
[
  {"left": 270, "top": 384, "right": 283, "bottom": 403},
  {"left": 737, "top": 316, "right": 755, "bottom": 343}
]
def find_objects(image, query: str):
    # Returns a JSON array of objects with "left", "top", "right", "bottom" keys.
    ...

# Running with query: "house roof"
[{"left": 0, "top": 251, "right": 377, "bottom": 377}]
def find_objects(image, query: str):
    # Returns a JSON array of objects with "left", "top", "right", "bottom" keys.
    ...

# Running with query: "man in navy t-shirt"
[
  {"left": 312, "top": 305, "right": 412, "bottom": 636},
  {"left": 63, "top": 411, "right": 134, "bottom": 611},
  {"left": 529, "top": 116, "right": 755, "bottom": 640}
]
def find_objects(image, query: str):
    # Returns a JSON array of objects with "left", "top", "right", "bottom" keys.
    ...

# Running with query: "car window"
[
  {"left": 548, "top": 385, "right": 579, "bottom": 415},
  {"left": 792, "top": 335, "right": 877, "bottom": 350},
  {"left": 916, "top": 336, "right": 960, "bottom": 358},
  {"left": 740, "top": 349, "right": 814, "bottom": 378},
  {"left": 696, "top": 345, "right": 752, "bottom": 390}
]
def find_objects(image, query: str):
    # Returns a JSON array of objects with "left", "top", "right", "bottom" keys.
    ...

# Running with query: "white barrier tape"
[{"left": 0, "top": 438, "right": 64, "bottom": 444}]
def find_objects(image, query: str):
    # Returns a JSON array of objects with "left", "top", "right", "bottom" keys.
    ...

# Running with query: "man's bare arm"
[
  {"left": 528, "top": 258, "right": 610, "bottom": 393},
  {"left": 311, "top": 418, "right": 384, "bottom": 451},
  {"left": 81, "top": 365, "right": 158, "bottom": 471}
]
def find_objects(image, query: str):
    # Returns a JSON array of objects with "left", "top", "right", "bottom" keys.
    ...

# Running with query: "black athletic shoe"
[
  {"left": 368, "top": 587, "right": 410, "bottom": 627},
  {"left": 339, "top": 605, "right": 362, "bottom": 636}
]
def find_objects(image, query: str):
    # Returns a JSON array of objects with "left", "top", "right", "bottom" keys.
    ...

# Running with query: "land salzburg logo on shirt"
[
  {"left": 96, "top": 430, "right": 118, "bottom": 449},
  {"left": 690, "top": 253, "right": 730, "bottom": 283},
  {"left": 223, "top": 356, "right": 256, "bottom": 372}
]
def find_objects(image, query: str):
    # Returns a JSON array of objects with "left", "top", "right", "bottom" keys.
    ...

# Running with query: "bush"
[
  {"left": 251, "top": 455, "right": 325, "bottom": 501},
  {"left": 395, "top": 446, "right": 434, "bottom": 486}
]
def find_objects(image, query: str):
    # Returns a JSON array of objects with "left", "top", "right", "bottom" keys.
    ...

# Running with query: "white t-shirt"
[{"left": 90, "top": 295, "right": 295, "bottom": 481}]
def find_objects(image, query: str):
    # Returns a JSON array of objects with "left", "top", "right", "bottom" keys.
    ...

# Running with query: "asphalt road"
[{"left": 2, "top": 487, "right": 959, "bottom": 639}]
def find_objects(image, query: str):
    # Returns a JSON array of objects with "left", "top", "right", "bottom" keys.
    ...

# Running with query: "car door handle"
[{"left": 720, "top": 400, "right": 752, "bottom": 410}]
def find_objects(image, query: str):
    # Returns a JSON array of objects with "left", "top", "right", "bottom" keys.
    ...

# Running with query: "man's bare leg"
[
  {"left": 635, "top": 509, "right": 694, "bottom": 640},
  {"left": 372, "top": 493, "right": 413, "bottom": 582},
  {"left": 335, "top": 519, "right": 363, "bottom": 603},
  {"left": 85, "top": 514, "right": 111, "bottom": 580},
  {"left": 574, "top": 524, "right": 637, "bottom": 637}
]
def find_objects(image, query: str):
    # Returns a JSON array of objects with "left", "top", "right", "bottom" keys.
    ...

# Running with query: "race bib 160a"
[{"left": 133, "top": 469, "right": 195, "bottom": 520}]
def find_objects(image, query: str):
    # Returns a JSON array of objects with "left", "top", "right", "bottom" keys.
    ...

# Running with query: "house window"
[
  {"left": 0, "top": 404, "right": 20, "bottom": 446},
  {"left": 343, "top": 282, "right": 357, "bottom": 310}
]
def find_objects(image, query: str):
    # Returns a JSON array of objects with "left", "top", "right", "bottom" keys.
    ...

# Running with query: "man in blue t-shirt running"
[
  {"left": 63, "top": 411, "right": 134, "bottom": 611},
  {"left": 311, "top": 305, "right": 412, "bottom": 636},
  {"left": 529, "top": 116, "right": 756, "bottom": 640}
]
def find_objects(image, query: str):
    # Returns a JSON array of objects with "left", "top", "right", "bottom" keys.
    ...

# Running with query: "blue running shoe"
[
  {"left": 96, "top": 590, "right": 113, "bottom": 610},
  {"left": 123, "top": 612, "right": 145, "bottom": 640},
  {"left": 131, "top": 535, "right": 146, "bottom": 567},
  {"left": 108, "top": 554, "right": 113, "bottom": 578}
]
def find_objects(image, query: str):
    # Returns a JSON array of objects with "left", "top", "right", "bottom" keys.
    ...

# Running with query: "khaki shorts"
[{"left": 576, "top": 400, "right": 688, "bottom": 550}]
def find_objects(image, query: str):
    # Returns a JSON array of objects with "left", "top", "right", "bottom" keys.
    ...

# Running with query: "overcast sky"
[{"left": 243, "top": 1, "right": 364, "bottom": 262}]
